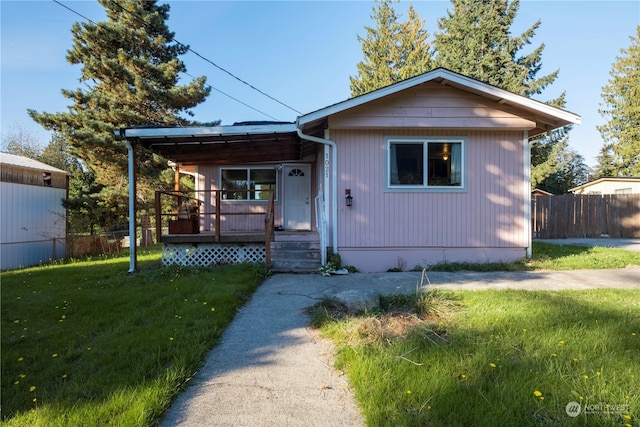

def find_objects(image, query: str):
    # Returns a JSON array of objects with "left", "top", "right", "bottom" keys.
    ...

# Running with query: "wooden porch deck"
[{"left": 161, "top": 231, "right": 265, "bottom": 244}]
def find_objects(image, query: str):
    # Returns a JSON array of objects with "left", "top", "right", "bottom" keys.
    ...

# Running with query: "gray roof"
[{"left": 0, "top": 152, "right": 68, "bottom": 174}]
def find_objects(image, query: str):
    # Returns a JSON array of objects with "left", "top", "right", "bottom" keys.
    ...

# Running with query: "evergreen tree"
[
  {"left": 593, "top": 144, "right": 618, "bottom": 178},
  {"left": 597, "top": 26, "right": 640, "bottom": 177},
  {"left": 434, "top": 0, "right": 572, "bottom": 188},
  {"left": 538, "top": 147, "right": 589, "bottom": 194},
  {"left": 350, "top": 0, "right": 433, "bottom": 96},
  {"left": 28, "top": 0, "right": 210, "bottom": 209},
  {"left": 397, "top": 4, "right": 433, "bottom": 81},
  {"left": 39, "top": 132, "right": 83, "bottom": 173},
  {"left": 433, "top": 0, "right": 557, "bottom": 97}
]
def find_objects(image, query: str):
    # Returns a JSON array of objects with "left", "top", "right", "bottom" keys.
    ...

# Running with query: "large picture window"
[
  {"left": 221, "top": 168, "right": 277, "bottom": 200},
  {"left": 387, "top": 138, "right": 465, "bottom": 190}
]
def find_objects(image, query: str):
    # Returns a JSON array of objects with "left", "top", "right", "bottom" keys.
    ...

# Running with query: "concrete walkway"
[{"left": 159, "top": 268, "right": 640, "bottom": 426}]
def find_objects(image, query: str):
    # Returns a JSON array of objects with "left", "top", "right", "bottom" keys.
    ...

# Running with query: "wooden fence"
[{"left": 532, "top": 194, "right": 640, "bottom": 239}]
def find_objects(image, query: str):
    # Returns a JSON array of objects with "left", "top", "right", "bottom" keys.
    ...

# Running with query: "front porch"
[
  {"left": 156, "top": 189, "right": 321, "bottom": 271},
  {"left": 119, "top": 122, "right": 334, "bottom": 273},
  {"left": 161, "top": 231, "right": 321, "bottom": 272}
]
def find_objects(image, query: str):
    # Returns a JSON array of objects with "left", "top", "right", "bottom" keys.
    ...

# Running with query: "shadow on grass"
[{"left": 330, "top": 288, "right": 640, "bottom": 426}]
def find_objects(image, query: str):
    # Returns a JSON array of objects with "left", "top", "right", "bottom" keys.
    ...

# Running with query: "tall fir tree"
[
  {"left": 433, "top": 0, "right": 571, "bottom": 188},
  {"left": 594, "top": 144, "right": 618, "bottom": 178},
  {"left": 433, "top": 0, "right": 557, "bottom": 96},
  {"left": 538, "top": 147, "right": 589, "bottom": 194},
  {"left": 29, "top": 0, "right": 211, "bottom": 219},
  {"left": 350, "top": 0, "right": 433, "bottom": 97},
  {"left": 597, "top": 25, "right": 640, "bottom": 177}
]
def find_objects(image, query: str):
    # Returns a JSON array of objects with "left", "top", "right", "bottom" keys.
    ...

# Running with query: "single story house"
[
  {"left": 531, "top": 188, "right": 553, "bottom": 197},
  {"left": 569, "top": 177, "right": 640, "bottom": 195},
  {"left": 119, "top": 68, "right": 580, "bottom": 272},
  {"left": 0, "top": 152, "right": 68, "bottom": 270}
]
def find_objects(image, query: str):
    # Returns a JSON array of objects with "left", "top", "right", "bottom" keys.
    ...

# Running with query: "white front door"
[{"left": 283, "top": 164, "right": 311, "bottom": 230}]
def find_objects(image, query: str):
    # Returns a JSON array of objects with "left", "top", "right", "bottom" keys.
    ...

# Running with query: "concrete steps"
[{"left": 270, "top": 231, "right": 321, "bottom": 273}]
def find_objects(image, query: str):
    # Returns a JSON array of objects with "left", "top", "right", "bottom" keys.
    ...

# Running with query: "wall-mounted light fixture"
[{"left": 345, "top": 189, "right": 353, "bottom": 207}]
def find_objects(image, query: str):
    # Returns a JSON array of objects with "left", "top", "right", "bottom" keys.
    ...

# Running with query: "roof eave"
[
  {"left": 119, "top": 123, "right": 298, "bottom": 140},
  {"left": 297, "top": 68, "right": 581, "bottom": 131}
]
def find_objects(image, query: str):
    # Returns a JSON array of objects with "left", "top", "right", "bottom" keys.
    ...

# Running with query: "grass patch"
[
  {"left": 427, "top": 241, "right": 640, "bottom": 271},
  {"left": 312, "top": 289, "right": 640, "bottom": 426},
  {"left": 1, "top": 247, "right": 268, "bottom": 426}
]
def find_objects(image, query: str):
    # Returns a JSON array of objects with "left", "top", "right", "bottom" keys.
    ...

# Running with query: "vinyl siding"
[
  {"left": 329, "top": 82, "right": 536, "bottom": 131},
  {"left": 334, "top": 129, "right": 526, "bottom": 250}
]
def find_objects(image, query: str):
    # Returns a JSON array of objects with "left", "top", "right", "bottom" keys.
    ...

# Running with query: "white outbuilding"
[{"left": 1, "top": 152, "right": 68, "bottom": 270}]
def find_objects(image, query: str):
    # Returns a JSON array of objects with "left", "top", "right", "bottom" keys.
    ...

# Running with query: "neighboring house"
[
  {"left": 119, "top": 68, "right": 580, "bottom": 272},
  {"left": 531, "top": 188, "right": 553, "bottom": 197},
  {"left": 569, "top": 177, "right": 640, "bottom": 195},
  {"left": 0, "top": 152, "right": 68, "bottom": 270}
]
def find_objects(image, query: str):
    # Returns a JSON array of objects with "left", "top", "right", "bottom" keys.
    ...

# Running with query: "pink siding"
[
  {"left": 329, "top": 82, "right": 536, "bottom": 131},
  {"left": 334, "top": 129, "right": 527, "bottom": 269}
]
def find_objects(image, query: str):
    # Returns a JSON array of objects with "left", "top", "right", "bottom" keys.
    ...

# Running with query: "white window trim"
[
  {"left": 384, "top": 136, "right": 467, "bottom": 192},
  {"left": 219, "top": 166, "right": 279, "bottom": 202}
]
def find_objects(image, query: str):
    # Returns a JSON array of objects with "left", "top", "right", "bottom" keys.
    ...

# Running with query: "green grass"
[
  {"left": 314, "top": 289, "right": 640, "bottom": 426},
  {"left": 427, "top": 241, "right": 640, "bottom": 271},
  {"left": 1, "top": 247, "right": 268, "bottom": 426}
]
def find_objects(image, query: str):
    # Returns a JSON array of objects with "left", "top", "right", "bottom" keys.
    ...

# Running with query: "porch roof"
[{"left": 118, "top": 122, "right": 302, "bottom": 165}]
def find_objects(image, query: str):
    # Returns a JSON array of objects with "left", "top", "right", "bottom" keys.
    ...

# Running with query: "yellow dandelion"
[
  {"left": 540, "top": 396, "right": 544, "bottom": 400},
  {"left": 18, "top": 357, "right": 24, "bottom": 362},
  {"left": 169, "top": 337, "right": 174, "bottom": 341},
  {"left": 583, "top": 374, "right": 589, "bottom": 379},
  {"left": 522, "top": 328, "right": 527, "bottom": 332},
  {"left": 489, "top": 363, "right": 497, "bottom": 368},
  {"left": 406, "top": 390, "right": 412, "bottom": 394},
  {"left": 32, "top": 398, "right": 37, "bottom": 403},
  {"left": 552, "top": 353, "right": 557, "bottom": 357},
  {"left": 559, "top": 340, "right": 565, "bottom": 345},
  {"left": 51, "top": 353, "right": 58, "bottom": 358},
  {"left": 29, "top": 386, "right": 36, "bottom": 392},
  {"left": 533, "top": 390, "right": 543, "bottom": 397},
  {"left": 579, "top": 396, "right": 584, "bottom": 401},
  {"left": 622, "top": 414, "right": 631, "bottom": 420},
  {"left": 596, "top": 371, "right": 601, "bottom": 376}
]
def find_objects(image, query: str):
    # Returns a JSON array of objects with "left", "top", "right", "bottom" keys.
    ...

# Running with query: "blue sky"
[{"left": 1, "top": 1, "right": 638, "bottom": 167}]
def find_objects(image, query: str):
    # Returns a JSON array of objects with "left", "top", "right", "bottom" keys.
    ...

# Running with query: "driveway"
[{"left": 537, "top": 237, "right": 640, "bottom": 252}]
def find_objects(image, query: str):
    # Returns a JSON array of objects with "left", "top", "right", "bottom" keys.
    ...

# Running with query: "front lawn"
[
  {"left": 1, "top": 248, "right": 268, "bottom": 426},
  {"left": 312, "top": 288, "right": 640, "bottom": 426}
]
